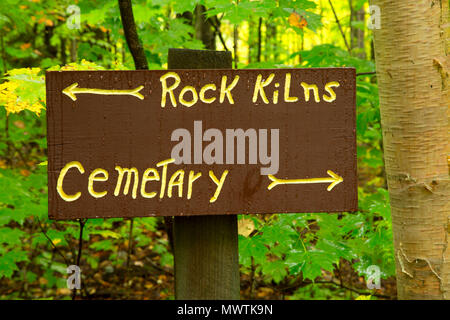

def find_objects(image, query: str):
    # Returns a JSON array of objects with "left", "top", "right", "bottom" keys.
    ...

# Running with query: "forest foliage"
[{"left": 0, "top": 0, "right": 394, "bottom": 300}]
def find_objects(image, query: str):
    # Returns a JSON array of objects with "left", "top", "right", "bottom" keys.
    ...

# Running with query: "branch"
[
  {"left": 274, "top": 277, "right": 393, "bottom": 299},
  {"left": 72, "top": 218, "right": 86, "bottom": 300},
  {"left": 257, "top": 17, "right": 262, "bottom": 63},
  {"left": 0, "top": 33, "right": 7, "bottom": 74},
  {"left": 233, "top": 24, "right": 238, "bottom": 69},
  {"left": 118, "top": 0, "right": 148, "bottom": 70},
  {"left": 75, "top": 219, "right": 86, "bottom": 267},
  {"left": 126, "top": 218, "right": 134, "bottom": 270},
  {"left": 209, "top": 17, "right": 229, "bottom": 51},
  {"left": 327, "top": 0, "right": 351, "bottom": 53},
  {"left": 356, "top": 71, "right": 377, "bottom": 76},
  {"left": 315, "top": 280, "right": 392, "bottom": 299},
  {"left": 37, "top": 218, "right": 70, "bottom": 266}
]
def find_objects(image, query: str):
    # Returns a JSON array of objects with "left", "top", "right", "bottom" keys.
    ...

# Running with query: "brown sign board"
[{"left": 46, "top": 68, "right": 357, "bottom": 220}]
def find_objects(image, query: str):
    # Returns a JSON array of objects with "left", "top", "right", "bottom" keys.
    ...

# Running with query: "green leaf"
[
  {"left": 89, "top": 239, "right": 115, "bottom": 251},
  {"left": 0, "top": 250, "right": 28, "bottom": 278}
]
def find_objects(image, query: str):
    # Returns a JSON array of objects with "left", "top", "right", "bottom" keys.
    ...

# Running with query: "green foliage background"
[{"left": 0, "top": 0, "right": 394, "bottom": 300}]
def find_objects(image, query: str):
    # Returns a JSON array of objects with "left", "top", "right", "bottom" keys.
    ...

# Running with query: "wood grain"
[{"left": 169, "top": 49, "right": 239, "bottom": 300}]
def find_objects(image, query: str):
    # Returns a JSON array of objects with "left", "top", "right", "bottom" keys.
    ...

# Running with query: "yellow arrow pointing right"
[{"left": 267, "top": 170, "right": 344, "bottom": 191}]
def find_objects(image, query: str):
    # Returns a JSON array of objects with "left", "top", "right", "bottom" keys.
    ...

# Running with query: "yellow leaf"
[
  {"left": 13, "top": 120, "right": 25, "bottom": 129},
  {"left": 20, "top": 169, "right": 31, "bottom": 177},
  {"left": 238, "top": 218, "right": 255, "bottom": 237},
  {"left": 0, "top": 160, "right": 7, "bottom": 169},
  {"left": 144, "top": 283, "right": 154, "bottom": 289}
]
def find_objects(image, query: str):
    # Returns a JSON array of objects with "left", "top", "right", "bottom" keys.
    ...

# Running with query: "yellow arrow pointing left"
[{"left": 62, "top": 83, "right": 144, "bottom": 101}]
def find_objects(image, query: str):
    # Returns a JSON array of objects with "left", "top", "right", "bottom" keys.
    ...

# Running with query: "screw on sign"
[{"left": 46, "top": 68, "right": 357, "bottom": 219}]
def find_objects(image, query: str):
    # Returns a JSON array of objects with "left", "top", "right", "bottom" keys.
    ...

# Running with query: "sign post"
[
  {"left": 46, "top": 49, "right": 357, "bottom": 300},
  {"left": 169, "top": 49, "right": 239, "bottom": 300}
]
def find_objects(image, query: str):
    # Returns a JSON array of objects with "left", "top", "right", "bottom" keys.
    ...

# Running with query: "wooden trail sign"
[{"left": 46, "top": 67, "right": 357, "bottom": 220}]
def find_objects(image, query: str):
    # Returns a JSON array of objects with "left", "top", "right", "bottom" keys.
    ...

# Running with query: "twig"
[
  {"left": 20, "top": 220, "right": 38, "bottom": 298},
  {"left": 164, "top": 216, "right": 174, "bottom": 253},
  {"left": 264, "top": 273, "right": 393, "bottom": 299},
  {"left": 72, "top": 218, "right": 86, "bottom": 300},
  {"left": 318, "top": 280, "right": 392, "bottom": 299},
  {"left": 75, "top": 219, "right": 86, "bottom": 267},
  {"left": 4, "top": 114, "right": 11, "bottom": 165},
  {"left": 0, "top": 32, "right": 7, "bottom": 75},
  {"left": 232, "top": 0, "right": 239, "bottom": 68},
  {"left": 348, "top": 0, "right": 354, "bottom": 49},
  {"left": 356, "top": 71, "right": 377, "bottom": 76},
  {"left": 233, "top": 24, "right": 239, "bottom": 68},
  {"left": 36, "top": 218, "right": 70, "bottom": 266},
  {"left": 126, "top": 218, "right": 134, "bottom": 270},
  {"left": 276, "top": 278, "right": 392, "bottom": 299},
  {"left": 13, "top": 143, "right": 30, "bottom": 169},
  {"left": 249, "top": 256, "right": 255, "bottom": 299},
  {"left": 257, "top": 18, "right": 262, "bottom": 63},
  {"left": 209, "top": 18, "right": 229, "bottom": 51},
  {"left": 327, "top": 0, "right": 351, "bottom": 53},
  {"left": 144, "top": 256, "right": 173, "bottom": 275}
]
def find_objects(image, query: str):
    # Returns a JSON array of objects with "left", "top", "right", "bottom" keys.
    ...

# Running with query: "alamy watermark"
[
  {"left": 366, "top": 265, "right": 381, "bottom": 290},
  {"left": 66, "top": 5, "right": 81, "bottom": 30},
  {"left": 67, "top": 265, "right": 81, "bottom": 290},
  {"left": 171, "top": 121, "right": 280, "bottom": 175},
  {"left": 368, "top": 5, "right": 381, "bottom": 30}
]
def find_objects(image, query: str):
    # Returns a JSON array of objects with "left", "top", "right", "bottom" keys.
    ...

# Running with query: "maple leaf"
[{"left": 288, "top": 12, "right": 307, "bottom": 29}]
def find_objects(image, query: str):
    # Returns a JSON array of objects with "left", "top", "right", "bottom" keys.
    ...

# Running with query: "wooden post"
[{"left": 168, "top": 48, "right": 240, "bottom": 300}]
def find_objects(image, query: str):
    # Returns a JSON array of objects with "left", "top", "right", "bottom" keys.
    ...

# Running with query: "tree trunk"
[
  {"left": 60, "top": 38, "right": 67, "bottom": 65},
  {"left": 44, "top": 25, "right": 58, "bottom": 58},
  {"left": 257, "top": 17, "right": 262, "bottom": 63},
  {"left": 349, "top": 0, "right": 366, "bottom": 59},
  {"left": 265, "top": 21, "right": 276, "bottom": 61},
  {"left": 371, "top": 0, "right": 449, "bottom": 299},
  {"left": 118, "top": 0, "right": 148, "bottom": 70},
  {"left": 194, "top": 5, "right": 215, "bottom": 50},
  {"left": 248, "top": 18, "right": 254, "bottom": 64},
  {"left": 233, "top": 24, "right": 239, "bottom": 68},
  {"left": 70, "top": 38, "right": 77, "bottom": 62}
]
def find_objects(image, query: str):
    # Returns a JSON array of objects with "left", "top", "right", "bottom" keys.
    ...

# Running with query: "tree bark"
[
  {"left": 265, "top": 21, "right": 276, "bottom": 61},
  {"left": 371, "top": 0, "right": 449, "bottom": 299},
  {"left": 349, "top": 0, "right": 366, "bottom": 59},
  {"left": 70, "top": 38, "right": 77, "bottom": 62},
  {"left": 60, "top": 38, "right": 67, "bottom": 65},
  {"left": 194, "top": 5, "right": 216, "bottom": 50},
  {"left": 44, "top": 25, "right": 58, "bottom": 58},
  {"left": 233, "top": 24, "right": 239, "bottom": 68},
  {"left": 257, "top": 17, "right": 262, "bottom": 63},
  {"left": 118, "top": 0, "right": 148, "bottom": 70},
  {"left": 247, "top": 18, "right": 254, "bottom": 64}
]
